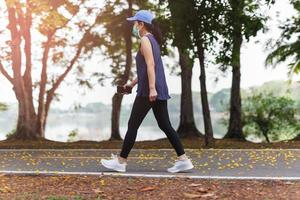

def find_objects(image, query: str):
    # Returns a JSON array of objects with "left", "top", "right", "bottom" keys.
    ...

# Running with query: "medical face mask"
[{"left": 132, "top": 24, "right": 141, "bottom": 38}]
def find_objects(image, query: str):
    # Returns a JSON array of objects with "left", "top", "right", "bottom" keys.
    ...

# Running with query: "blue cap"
[{"left": 126, "top": 10, "right": 154, "bottom": 24}]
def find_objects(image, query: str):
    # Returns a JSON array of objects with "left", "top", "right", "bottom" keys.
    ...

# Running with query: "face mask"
[{"left": 132, "top": 24, "right": 141, "bottom": 38}]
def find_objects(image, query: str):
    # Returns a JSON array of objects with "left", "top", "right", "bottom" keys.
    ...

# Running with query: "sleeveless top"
[{"left": 135, "top": 34, "right": 171, "bottom": 100}]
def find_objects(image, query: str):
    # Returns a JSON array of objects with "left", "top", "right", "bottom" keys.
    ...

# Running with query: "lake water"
[{"left": 0, "top": 109, "right": 227, "bottom": 142}]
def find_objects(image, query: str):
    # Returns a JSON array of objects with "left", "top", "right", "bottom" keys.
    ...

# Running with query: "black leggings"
[{"left": 119, "top": 96, "right": 185, "bottom": 159}]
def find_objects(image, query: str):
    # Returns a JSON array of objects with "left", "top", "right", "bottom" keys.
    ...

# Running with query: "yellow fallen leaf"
[
  {"left": 100, "top": 179, "right": 105, "bottom": 186},
  {"left": 183, "top": 192, "right": 201, "bottom": 199},
  {"left": 140, "top": 186, "right": 156, "bottom": 192}
]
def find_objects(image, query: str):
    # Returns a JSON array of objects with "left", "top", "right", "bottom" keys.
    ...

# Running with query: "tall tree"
[
  {"left": 0, "top": 0, "right": 102, "bottom": 140},
  {"left": 217, "top": 0, "right": 275, "bottom": 139},
  {"left": 157, "top": 1, "right": 202, "bottom": 138},
  {"left": 266, "top": 0, "right": 300, "bottom": 77},
  {"left": 163, "top": 0, "right": 224, "bottom": 146},
  {"left": 189, "top": 0, "right": 217, "bottom": 146}
]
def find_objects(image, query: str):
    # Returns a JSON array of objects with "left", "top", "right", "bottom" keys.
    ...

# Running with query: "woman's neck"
[{"left": 140, "top": 29, "right": 151, "bottom": 37}]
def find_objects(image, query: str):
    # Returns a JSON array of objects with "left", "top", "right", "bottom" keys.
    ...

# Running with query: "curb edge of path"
[
  {"left": 1, "top": 148, "right": 300, "bottom": 151},
  {"left": 1, "top": 170, "right": 300, "bottom": 181}
]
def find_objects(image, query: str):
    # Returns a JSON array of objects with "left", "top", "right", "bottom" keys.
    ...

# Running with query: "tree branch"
[
  {"left": 46, "top": 24, "right": 95, "bottom": 98},
  {"left": 47, "top": 44, "right": 83, "bottom": 98},
  {"left": 15, "top": 2, "right": 32, "bottom": 78},
  {"left": 43, "top": 40, "right": 84, "bottom": 130},
  {"left": 37, "top": 33, "right": 53, "bottom": 119},
  {"left": 0, "top": 61, "right": 13, "bottom": 84}
]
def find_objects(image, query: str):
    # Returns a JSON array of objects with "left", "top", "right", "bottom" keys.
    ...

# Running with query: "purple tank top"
[{"left": 135, "top": 34, "right": 171, "bottom": 100}]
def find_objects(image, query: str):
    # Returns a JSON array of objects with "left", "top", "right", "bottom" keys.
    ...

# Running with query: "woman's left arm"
[{"left": 141, "top": 36, "right": 157, "bottom": 101}]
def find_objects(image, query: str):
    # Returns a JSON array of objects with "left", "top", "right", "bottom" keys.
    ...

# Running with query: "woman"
[{"left": 101, "top": 10, "right": 194, "bottom": 173}]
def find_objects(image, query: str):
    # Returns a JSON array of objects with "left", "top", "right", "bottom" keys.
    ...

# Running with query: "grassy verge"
[{"left": 0, "top": 137, "right": 299, "bottom": 149}]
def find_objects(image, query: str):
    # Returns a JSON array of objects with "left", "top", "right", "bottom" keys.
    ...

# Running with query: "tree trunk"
[
  {"left": 262, "top": 131, "right": 270, "bottom": 143},
  {"left": 110, "top": 93, "right": 124, "bottom": 140},
  {"left": 223, "top": 0, "right": 244, "bottom": 140},
  {"left": 37, "top": 34, "right": 53, "bottom": 138},
  {"left": 21, "top": 4, "right": 36, "bottom": 128},
  {"left": 8, "top": 101, "right": 40, "bottom": 140},
  {"left": 197, "top": 43, "right": 214, "bottom": 147},
  {"left": 5, "top": 5, "right": 40, "bottom": 140},
  {"left": 293, "top": 133, "right": 300, "bottom": 140},
  {"left": 110, "top": 0, "right": 133, "bottom": 140},
  {"left": 224, "top": 61, "right": 244, "bottom": 139},
  {"left": 177, "top": 48, "right": 202, "bottom": 138},
  {"left": 260, "top": 124, "right": 271, "bottom": 143}
]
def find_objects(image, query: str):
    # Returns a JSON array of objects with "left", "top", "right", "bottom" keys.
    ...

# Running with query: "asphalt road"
[{"left": 0, "top": 149, "right": 300, "bottom": 180}]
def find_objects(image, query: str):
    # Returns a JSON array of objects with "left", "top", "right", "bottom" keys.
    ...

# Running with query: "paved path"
[{"left": 0, "top": 149, "right": 300, "bottom": 180}]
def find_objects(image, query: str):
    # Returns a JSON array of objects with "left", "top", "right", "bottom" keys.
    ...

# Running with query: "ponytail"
[
  {"left": 140, "top": 19, "right": 163, "bottom": 46},
  {"left": 151, "top": 19, "right": 163, "bottom": 46}
]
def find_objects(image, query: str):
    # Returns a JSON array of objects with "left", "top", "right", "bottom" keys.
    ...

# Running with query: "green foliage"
[
  {"left": 159, "top": 0, "right": 193, "bottom": 51},
  {"left": 2, "top": 0, "right": 104, "bottom": 98},
  {"left": 156, "top": 0, "right": 196, "bottom": 74},
  {"left": 242, "top": 91, "right": 300, "bottom": 142},
  {"left": 160, "top": 0, "right": 227, "bottom": 60},
  {"left": 152, "top": 11, "right": 173, "bottom": 56},
  {"left": 67, "top": 129, "right": 78, "bottom": 142},
  {"left": 216, "top": 0, "right": 275, "bottom": 69},
  {"left": 28, "top": 0, "right": 80, "bottom": 35},
  {"left": 6, "top": 128, "right": 16, "bottom": 139},
  {"left": 0, "top": 103, "right": 8, "bottom": 111},
  {"left": 95, "top": 0, "right": 156, "bottom": 85},
  {"left": 265, "top": 0, "right": 300, "bottom": 76}
]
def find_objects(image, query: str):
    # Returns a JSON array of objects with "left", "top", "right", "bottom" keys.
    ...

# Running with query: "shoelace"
[
  {"left": 111, "top": 153, "right": 118, "bottom": 159},
  {"left": 111, "top": 153, "right": 127, "bottom": 165},
  {"left": 174, "top": 158, "right": 190, "bottom": 166},
  {"left": 173, "top": 159, "right": 183, "bottom": 166}
]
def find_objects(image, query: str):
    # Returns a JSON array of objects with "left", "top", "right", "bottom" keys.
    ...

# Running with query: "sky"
[{"left": 0, "top": 0, "right": 299, "bottom": 109}]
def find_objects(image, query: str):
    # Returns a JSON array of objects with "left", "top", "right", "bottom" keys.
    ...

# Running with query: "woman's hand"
[
  {"left": 120, "top": 83, "right": 133, "bottom": 95},
  {"left": 149, "top": 88, "right": 157, "bottom": 102}
]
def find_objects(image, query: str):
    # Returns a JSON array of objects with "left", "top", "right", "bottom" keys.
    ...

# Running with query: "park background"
[{"left": 0, "top": 0, "right": 299, "bottom": 146}]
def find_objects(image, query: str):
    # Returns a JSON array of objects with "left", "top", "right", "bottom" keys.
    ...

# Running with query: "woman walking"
[{"left": 101, "top": 10, "right": 194, "bottom": 173}]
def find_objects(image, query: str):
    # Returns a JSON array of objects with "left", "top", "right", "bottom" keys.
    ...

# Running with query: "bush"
[
  {"left": 0, "top": 103, "right": 8, "bottom": 111},
  {"left": 67, "top": 129, "right": 79, "bottom": 142},
  {"left": 242, "top": 91, "right": 300, "bottom": 142},
  {"left": 6, "top": 128, "right": 16, "bottom": 139}
]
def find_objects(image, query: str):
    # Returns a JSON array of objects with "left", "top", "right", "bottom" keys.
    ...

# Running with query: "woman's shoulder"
[
  {"left": 143, "top": 34, "right": 160, "bottom": 50},
  {"left": 140, "top": 34, "right": 152, "bottom": 43},
  {"left": 140, "top": 35, "right": 152, "bottom": 54}
]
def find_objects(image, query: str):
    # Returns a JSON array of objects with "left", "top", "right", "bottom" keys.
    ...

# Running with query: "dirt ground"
[
  {"left": 0, "top": 174, "right": 299, "bottom": 200},
  {"left": 0, "top": 137, "right": 300, "bottom": 150}
]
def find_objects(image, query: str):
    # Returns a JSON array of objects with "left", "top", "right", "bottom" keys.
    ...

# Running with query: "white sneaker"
[
  {"left": 167, "top": 158, "right": 194, "bottom": 173},
  {"left": 100, "top": 153, "right": 127, "bottom": 172}
]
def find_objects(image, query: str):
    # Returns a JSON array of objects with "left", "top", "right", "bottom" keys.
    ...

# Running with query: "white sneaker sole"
[
  {"left": 167, "top": 162, "right": 194, "bottom": 173},
  {"left": 101, "top": 159, "right": 126, "bottom": 172}
]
